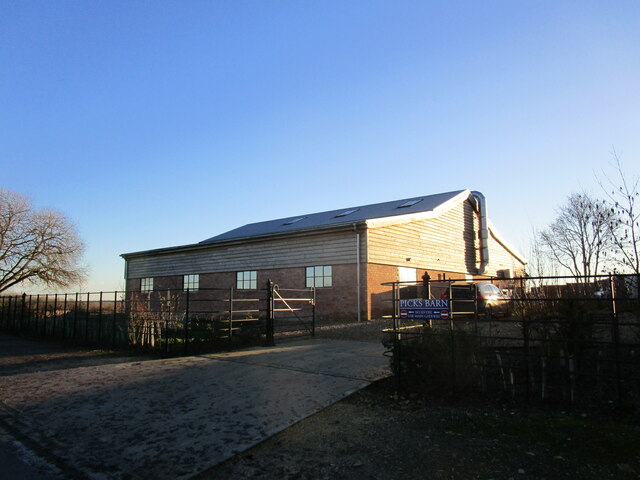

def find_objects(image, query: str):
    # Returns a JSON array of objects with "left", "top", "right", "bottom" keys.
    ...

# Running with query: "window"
[
  {"left": 141, "top": 277, "right": 153, "bottom": 292},
  {"left": 334, "top": 208, "right": 359, "bottom": 218},
  {"left": 306, "top": 266, "right": 332, "bottom": 288},
  {"left": 283, "top": 216, "right": 306, "bottom": 225},
  {"left": 183, "top": 274, "right": 199, "bottom": 292},
  {"left": 237, "top": 270, "right": 257, "bottom": 290},
  {"left": 397, "top": 267, "right": 416, "bottom": 283},
  {"left": 398, "top": 198, "right": 423, "bottom": 208}
]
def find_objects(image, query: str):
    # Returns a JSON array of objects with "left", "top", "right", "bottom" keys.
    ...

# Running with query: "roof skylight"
[
  {"left": 334, "top": 208, "right": 359, "bottom": 218},
  {"left": 397, "top": 198, "right": 423, "bottom": 208},
  {"left": 283, "top": 217, "right": 306, "bottom": 225}
]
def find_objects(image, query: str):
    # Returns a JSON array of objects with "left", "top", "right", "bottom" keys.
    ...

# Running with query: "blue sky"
[{"left": 2, "top": 1, "right": 639, "bottom": 292}]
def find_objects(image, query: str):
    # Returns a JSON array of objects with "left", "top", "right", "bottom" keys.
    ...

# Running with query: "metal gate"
[{"left": 265, "top": 281, "right": 316, "bottom": 344}]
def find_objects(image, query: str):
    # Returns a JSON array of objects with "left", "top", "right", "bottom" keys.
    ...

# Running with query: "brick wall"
[
  {"left": 128, "top": 263, "right": 513, "bottom": 322},
  {"left": 127, "top": 264, "right": 362, "bottom": 322}
]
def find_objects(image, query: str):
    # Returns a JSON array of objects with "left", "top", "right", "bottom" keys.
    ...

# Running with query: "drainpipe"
[
  {"left": 353, "top": 224, "right": 362, "bottom": 322},
  {"left": 471, "top": 191, "right": 490, "bottom": 275}
]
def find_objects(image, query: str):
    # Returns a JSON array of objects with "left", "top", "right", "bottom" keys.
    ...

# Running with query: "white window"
[
  {"left": 183, "top": 274, "right": 199, "bottom": 292},
  {"left": 237, "top": 271, "right": 257, "bottom": 290},
  {"left": 398, "top": 267, "right": 416, "bottom": 283},
  {"left": 306, "top": 266, "right": 332, "bottom": 288},
  {"left": 141, "top": 277, "right": 153, "bottom": 292}
]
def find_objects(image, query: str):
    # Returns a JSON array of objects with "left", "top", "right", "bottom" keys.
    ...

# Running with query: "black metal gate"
[{"left": 266, "top": 281, "right": 316, "bottom": 343}]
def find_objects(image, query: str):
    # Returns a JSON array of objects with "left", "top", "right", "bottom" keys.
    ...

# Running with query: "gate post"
[
  {"left": 184, "top": 287, "right": 190, "bottom": 356},
  {"left": 311, "top": 286, "right": 316, "bottom": 338},
  {"left": 265, "top": 280, "right": 275, "bottom": 346},
  {"left": 20, "top": 293, "right": 26, "bottom": 330}
]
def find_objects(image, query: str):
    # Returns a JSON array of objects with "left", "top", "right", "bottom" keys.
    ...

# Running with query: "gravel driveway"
[{"left": 0, "top": 334, "right": 389, "bottom": 480}]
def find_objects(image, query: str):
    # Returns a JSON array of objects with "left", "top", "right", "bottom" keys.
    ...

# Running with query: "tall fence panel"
[
  {"left": 384, "top": 273, "right": 640, "bottom": 408},
  {"left": 0, "top": 292, "right": 129, "bottom": 348},
  {"left": 0, "top": 282, "right": 317, "bottom": 355}
]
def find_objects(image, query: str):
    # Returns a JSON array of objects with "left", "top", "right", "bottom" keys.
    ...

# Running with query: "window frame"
[
  {"left": 140, "top": 277, "right": 153, "bottom": 293},
  {"left": 306, "top": 265, "right": 332, "bottom": 288},
  {"left": 183, "top": 274, "right": 199, "bottom": 292},
  {"left": 236, "top": 270, "right": 258, "bottom": 290}
]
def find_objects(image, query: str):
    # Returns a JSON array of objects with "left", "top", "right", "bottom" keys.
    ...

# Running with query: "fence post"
[
  {"left": 265, "top": 280, "right": 274, "bottom": 346},
  {"left": 636, "top": 272, "right": 640, "bottom": 313},
  {"left": 112, "top": 292, "right": 118, "bottom": 348},
  {"left": 449, "top": 280, "right": 457, "bottom": 390},
  {"left": 43, "top": 294, "right": 49, "bottom": 336},
  {"left": 165, "top": 289, "right": 171, "bottom": 354},
  {"left": 610, "top": 274, "right": 622, "bottom": 407},
  {"left": 473, "top": 283, "right": 479, "bottom": 337},
  {"left": 523, "top": 317, "right": 530, "bottom": 403},
  {"left": 63, "top": 293, "right": 68, "bottom": 338},
  {"left": 6, "top": 297, "right": 12, "bottom": 330},
  {"left": 392, "top": 282, "right": 398, "bottom": 331},
  {"left": 15, "top": 295, "right": 21, "bottom": 329},
  {"left": 7, "top": 296, "right": 11, "bottom": 328},
  {"left": 184, "top": 287, "right": 190, "bottom": 355},
  {"left": 20, "top": 293, "right": 26, "bottom": 331},
  {"left": 52, "top": 294, "right": 58, "bottom": 339},
  {"left": 85, "top": 292, "right": 90, "bottom": 342},
  {"left": 34, "top": 294, "right": 40, "bottom": 335},
  {"left": 311, "top": 286, "right": 316, "bottom": 338},
  {"left": 28, "top": 295, "right": 33, "bottom": 332},
  {"left": 391, "top": 282, "right": 402, "bottom": 386},
  {"left": 228, "top": 287, "right": 234, "bottom": 348},
  {"left": 73, "top": 293, "right": 79, "bottom": 339},
  {"left": 98, "top": 292, "right": 103, "bottom": 345}
]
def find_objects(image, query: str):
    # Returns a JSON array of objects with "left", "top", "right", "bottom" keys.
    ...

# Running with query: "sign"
[{"left": 399, "top": 298, "right": 450, "bottom": 320}]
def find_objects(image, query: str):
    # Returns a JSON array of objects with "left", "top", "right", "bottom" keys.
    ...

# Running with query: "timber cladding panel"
[
  {"left": 366, "top": 200, "right": 480, "bottom": 272},
  {"left": 486, "top": 231, "right": 526, "bottom": 275},
  {"left": 126, "top": 230, "right": 359, "bottom": 279}
]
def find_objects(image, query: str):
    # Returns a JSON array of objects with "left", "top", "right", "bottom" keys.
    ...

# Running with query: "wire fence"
[
  {"left": 384, "top": 273, "right": 640, "bottom": 408},
  {"left": 0, "top": 282, "right": 316, "bottom": 355}
]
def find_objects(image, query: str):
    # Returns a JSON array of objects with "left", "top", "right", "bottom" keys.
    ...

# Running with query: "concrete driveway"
[{"left": 0, "top": 338, "right": 389, "bottom": 480}]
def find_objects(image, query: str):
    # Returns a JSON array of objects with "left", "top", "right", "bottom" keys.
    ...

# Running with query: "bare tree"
[
  {"left": 0, "top": 188, "right": 85, "bottom": 292},
  {"left": 539, "top": 192, "right": 617, "bottom": 281},
  {"left": 527, "top": 227, "right": 559, "bottom": 279},
  {"left": 598, "top": 150, "right": 640, "bottom": 274}
]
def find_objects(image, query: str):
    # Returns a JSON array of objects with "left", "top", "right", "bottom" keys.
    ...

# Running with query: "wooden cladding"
[
  {"left": 366, "top": 200, "right": 525, "bottom": 275},
  {"left": 367, "top": 200, "right": 479, "bottom": 272},
  {"left": 127, "top": 230, "right": 364, "bottom": 279}
]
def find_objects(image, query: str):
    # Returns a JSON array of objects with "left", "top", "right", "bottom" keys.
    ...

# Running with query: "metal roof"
[{"left": 200, "top": 190, "right": 468, "bottom": 244}]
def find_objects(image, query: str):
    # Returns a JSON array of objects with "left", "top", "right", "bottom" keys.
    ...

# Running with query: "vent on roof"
[
  {"left": 398, "top": 198, "right": 423, "bottom": 208},
  {"left": 283, "top": 217, "right": 306, "bottom": 226},
  {"left": 334, "top": 208, "right": 359, "bottom": 218}
]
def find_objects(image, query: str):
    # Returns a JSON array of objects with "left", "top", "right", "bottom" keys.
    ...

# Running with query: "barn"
[{"left": 121, "top": 189, "right": 526, "bottom": 320}]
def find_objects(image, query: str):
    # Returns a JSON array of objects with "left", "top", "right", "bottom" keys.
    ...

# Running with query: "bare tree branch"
[
  {"left": 597, "top": 149, "right": 640, "bottom": 274},
  {"left": 538, "top": 192, "right": 617, "bottom": 281},
  {"left": 0, "top": 188, "right": 86, "bottom": 292}
]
